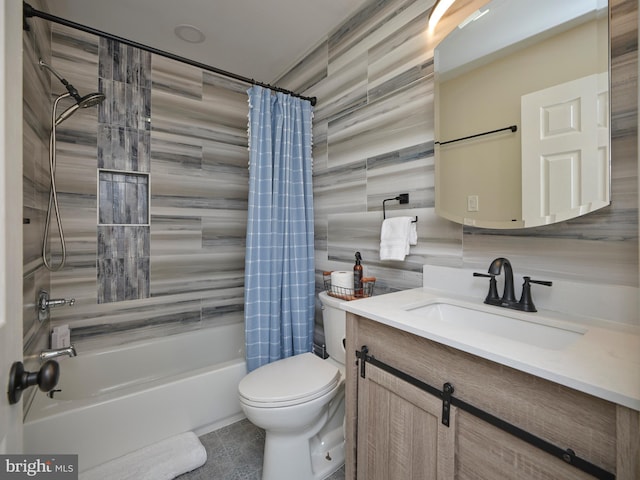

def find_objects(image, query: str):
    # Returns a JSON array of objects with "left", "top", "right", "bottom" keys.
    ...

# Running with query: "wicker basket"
[{"left": 323, "top": 271, "right": 376, "bottom": 301}]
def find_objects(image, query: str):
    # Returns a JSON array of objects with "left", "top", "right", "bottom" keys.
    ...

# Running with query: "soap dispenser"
[{"left": 354, "top": 252, "right": 363, "bottom": 297}]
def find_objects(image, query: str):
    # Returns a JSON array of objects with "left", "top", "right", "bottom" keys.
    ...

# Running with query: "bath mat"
[{"left": 79, "top": 431, "right": 207, "bottom": 480}]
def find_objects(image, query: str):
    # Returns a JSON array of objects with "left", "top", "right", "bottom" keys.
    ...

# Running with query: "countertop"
[{"left": 341, "top": 287, "right": 640, "bottom": 411}]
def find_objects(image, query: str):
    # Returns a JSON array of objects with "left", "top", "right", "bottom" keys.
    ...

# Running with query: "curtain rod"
[{"left": 23, "top": 2, "right": 317, "bottom": 106}]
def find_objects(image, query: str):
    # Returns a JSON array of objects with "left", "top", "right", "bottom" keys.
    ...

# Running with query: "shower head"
[
  {"left": 39, "top": 59, "right": 105, "bottom": 123},
  {"left": 54, "top": 92, "right": 107, "bottom": 126},
  {"left": 78, "top": 92, "right": 106, "bottom": 108}
]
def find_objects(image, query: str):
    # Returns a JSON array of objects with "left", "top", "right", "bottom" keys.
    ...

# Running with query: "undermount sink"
[{"left": 405, "top": 301, "right": 587, "bottom": 350}]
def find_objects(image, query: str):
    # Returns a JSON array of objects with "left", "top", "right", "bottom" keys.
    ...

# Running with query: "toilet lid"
[{"left": 239, "top": 352, "right": 341, "bottom": 406}]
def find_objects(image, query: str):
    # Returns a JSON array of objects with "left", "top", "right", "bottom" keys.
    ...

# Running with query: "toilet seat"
[{"left": 239, "top": 352, "right": 341, "bottom": 408}]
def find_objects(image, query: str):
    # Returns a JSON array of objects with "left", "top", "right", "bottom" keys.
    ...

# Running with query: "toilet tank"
[{"left": 318, "top": 291, "right": 347, "bottom": 366}]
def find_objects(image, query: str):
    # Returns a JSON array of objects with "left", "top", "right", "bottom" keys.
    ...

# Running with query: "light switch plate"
[{"left": 467, "top": 195, "right": 479, "bottom": 212}]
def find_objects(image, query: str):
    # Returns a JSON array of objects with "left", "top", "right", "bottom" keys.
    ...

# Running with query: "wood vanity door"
[{"left": 356, "top": 363, "right": 455, "bottom": 480}]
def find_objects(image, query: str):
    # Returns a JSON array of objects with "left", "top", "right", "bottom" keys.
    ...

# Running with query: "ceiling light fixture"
[
  {"left": 174, "top": 24, "right": 206, "bottom": 44},
  {"left": 458, "top": 8, "right": 490, "bottom": 29},
  {"left": 428, "top": 0, "right": 456, "bottom": 31}
]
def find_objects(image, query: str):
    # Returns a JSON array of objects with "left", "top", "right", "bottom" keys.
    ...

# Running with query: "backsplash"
[
  {"left": 423, "top": 265, "right": 638, "bottom": 328},
  {"left": 275, "top": 0, "right": 638, "bottom": 307}
]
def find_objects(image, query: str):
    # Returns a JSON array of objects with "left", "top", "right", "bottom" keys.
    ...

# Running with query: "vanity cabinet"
[
  {"left": 356, "top": 361, "right": 456, "bottom": 479},
  {"left": 345, "top": 314, "right": 640, "bottom": 480}
]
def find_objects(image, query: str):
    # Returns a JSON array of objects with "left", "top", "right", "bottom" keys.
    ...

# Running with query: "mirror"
[{"left": 434, "top": 0, "right": 609, "bottom": 228}]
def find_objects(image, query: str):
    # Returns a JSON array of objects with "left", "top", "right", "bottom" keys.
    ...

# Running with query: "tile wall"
[
  {"left": 276, "top": 0, "right": 638, "bottom": 328},
  {"left": 23, "top": 0, "right": 53, "bottom": 406},
  {"left": 23, "top": 0, "right": 639, "bottom": 360},
  {"left": 96, "top": 39, "right": 151, "bottom": 304},
  {"left": 33, "top": 23, "right": 249, "bottom": 351}
]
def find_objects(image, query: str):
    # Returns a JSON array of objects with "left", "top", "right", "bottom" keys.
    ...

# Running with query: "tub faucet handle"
[{"left": 38, "top": 290, "right": 75, "bottom": 311}]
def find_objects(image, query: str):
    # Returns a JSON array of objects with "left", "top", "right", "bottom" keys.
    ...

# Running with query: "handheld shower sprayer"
[
  {"left": 39, "top": 59, "right": 106, "bottom": 125},
  {"left": 40, "top": 59, "right": 106, "bottom": 271}
]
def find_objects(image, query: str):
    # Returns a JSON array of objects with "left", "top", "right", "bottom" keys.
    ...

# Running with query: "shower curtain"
[{"left": 244, "top": 86, "right": 315, "bottom": 372}]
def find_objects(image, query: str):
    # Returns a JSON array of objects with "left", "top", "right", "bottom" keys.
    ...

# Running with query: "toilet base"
[
  {"left": 261, "top": 389, "right": 345, "bottom": 480},
  {"left": 310, "top": 430, "right": 345, "bottom": 480},
  {"left": 262, "top": 423, "right": 345, "bottom": 480}
]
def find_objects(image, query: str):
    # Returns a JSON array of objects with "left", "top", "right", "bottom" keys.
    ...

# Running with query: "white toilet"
[{"left": 238, "top": 291, "right": 347, "bottom": 480}]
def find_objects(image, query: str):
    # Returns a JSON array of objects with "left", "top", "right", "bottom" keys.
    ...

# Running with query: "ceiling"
[
  {"left": 41, "top": 0, "right": 370, "bottom": 83},
  {"left": 437, "top": 0, "right": 605, "bottom": 76}
]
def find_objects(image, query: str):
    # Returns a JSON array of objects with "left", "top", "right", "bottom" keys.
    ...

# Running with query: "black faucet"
[
  {"left": 489, "top": 257, "right": 516, "bottom": 306},
  {"left": 474, "top": 257, "right": 552, "bottom": 312}
]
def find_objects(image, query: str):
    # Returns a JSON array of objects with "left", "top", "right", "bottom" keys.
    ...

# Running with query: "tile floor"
[{"left": 176, "top": 419, "right": 346, "bottom": 480}]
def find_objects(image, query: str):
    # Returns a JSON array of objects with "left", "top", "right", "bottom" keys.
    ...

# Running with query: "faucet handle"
[
  {"left": 517, "top": 276, "right": 552, "bottom": 312},
  {"left": 473, "top": 272, "right": 500, "bottom": 305},
  {"left": 38, "top": 291, "right": 75, "bottom": 311}
]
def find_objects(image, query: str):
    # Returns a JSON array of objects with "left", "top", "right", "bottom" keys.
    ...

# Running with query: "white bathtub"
[{"left": 24, "top": 323, "right": 247, "bottom": 472}]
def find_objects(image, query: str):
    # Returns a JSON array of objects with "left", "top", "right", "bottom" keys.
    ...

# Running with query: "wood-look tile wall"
[
  {"left": 277, "top": 0, "right": 638, "bottom": 319},
  {"left": 24, "top": 0, "right": 638, "bottom": 357},
  {"left": 23, "top": 0, "right": 53, "bottom": 391},
  {"left": 97, "top": 38, "right": 152, "bottom": 304},
  {"left": 41, "top": 25, "right": 249, "bottom": 351}
]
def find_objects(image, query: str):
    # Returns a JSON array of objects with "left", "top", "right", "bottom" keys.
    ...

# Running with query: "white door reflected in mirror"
[
  {"left": 521, "top": 73, "right": 609, "bottom": 227},
  {"left": 434, "top": 0, "right": 610, "bottom": 229}
]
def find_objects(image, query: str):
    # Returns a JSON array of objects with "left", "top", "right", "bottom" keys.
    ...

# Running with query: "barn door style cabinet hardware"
[
  {"left": 355, "top": 346, "right": 614, "bottom": 480},
  {"left": 345, "top": 314, "right": 638, "bottom": 480}
]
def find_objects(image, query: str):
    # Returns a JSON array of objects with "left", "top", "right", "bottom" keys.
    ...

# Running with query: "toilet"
[{"left": 238, "top": 291, "right": 346, "bottom": 480}]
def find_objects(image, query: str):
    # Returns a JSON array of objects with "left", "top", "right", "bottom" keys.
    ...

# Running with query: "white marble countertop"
[{"left": 341, "top": 287, "right": 640, "bottom": 411}]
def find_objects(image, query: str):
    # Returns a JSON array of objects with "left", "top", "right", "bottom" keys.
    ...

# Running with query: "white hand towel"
[
  {"left": 380, "top": 217, "right": 414, "bottom": 261},
  {"left": 409, "top": 221, "right": 418, "bottom": 246}
]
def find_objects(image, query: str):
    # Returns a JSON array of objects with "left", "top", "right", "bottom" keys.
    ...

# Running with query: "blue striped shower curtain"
[{"left": 244, "top": 86, "right": 315, "bottom": 372}]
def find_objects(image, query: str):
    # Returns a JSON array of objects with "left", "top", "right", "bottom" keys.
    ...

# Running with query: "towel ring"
[{"left": 382, "top": 194, "right": 417, "bottom": 223}]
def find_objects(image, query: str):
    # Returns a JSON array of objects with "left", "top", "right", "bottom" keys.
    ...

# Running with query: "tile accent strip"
[{"left": 97, "top": 38, "right": 151, "bottom": 303}]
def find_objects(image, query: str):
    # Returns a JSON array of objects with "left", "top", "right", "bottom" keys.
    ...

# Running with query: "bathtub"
[{"left": 24, "top": 323, "right": 247, "bottom": 472}]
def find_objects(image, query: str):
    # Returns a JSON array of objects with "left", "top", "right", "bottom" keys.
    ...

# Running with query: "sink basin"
[{"left": 405, "top": 301, "right": 586, "bottom": 350}]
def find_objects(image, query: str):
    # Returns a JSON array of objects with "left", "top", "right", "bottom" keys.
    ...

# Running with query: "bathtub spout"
[{"left": 40, "top": 345, "right": 77, "bottom": 362}]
